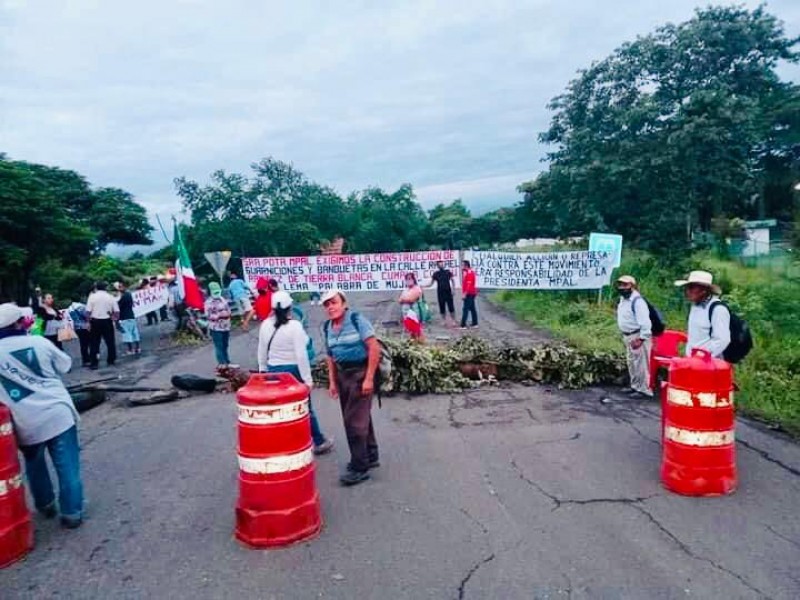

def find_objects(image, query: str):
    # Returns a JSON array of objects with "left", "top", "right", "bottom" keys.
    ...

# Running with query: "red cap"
[{"left": 255, "top": 277, "right": 269, "bottom": 290}]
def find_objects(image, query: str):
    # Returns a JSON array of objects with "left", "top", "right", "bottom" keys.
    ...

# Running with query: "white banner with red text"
[
  {"left": 242, "top": 251, "right": 461, "bottom": 293},
  {"left": 132, "top": 284, "right": 169, "bottom": 317},
  {"left": 463, "top": 250, "right": 614, "bottom": 290}
]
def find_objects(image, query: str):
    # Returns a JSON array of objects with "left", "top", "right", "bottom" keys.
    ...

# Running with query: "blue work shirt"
[
  {"left": 228, "top": 279, "right": 248, "bottom": 301},
  {"left": 324, "top": 310, "right": 375, "bottom": 365}
]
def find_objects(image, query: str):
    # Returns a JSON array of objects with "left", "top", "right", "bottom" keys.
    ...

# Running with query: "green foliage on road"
[
  {"left": 312, "top": 336, "right": 625, "bottom": 395},
  {"left": 494, "top": 251, "right": 800, "bottom": 436},
  {"left": 0, "top": 156, "right": 153, "bottom": 303}
]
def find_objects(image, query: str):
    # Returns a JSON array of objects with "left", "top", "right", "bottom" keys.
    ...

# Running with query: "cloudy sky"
[{"left": 2, "top": 0, "right": 798, "bottom": 242}]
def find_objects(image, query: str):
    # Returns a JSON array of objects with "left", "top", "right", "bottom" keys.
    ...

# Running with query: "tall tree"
[{"left": 521, "top": 5, "right": 799, "bottom": 256}]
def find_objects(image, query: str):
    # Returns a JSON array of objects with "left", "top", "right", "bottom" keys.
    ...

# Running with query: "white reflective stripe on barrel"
[
  {"left": 664, "top": 426, "right": 734, "bottom": 447},
  {"left": 237, "top": 399, "right": 309, "bottom": 425},
  {"left": 667, "top": 388, "right": 732, "bottom": 408},
  {"left": 667, "top": 388, "right": 693, "bottom": 407},
  {"left": 0, "top": 473, "right": 23, "bottom": 497},
  {"left": 0, "top": 422, "right": 13, "bottom": 436},
  {"left": 238, "top": 448, "right": 314, "bottom": 475}
]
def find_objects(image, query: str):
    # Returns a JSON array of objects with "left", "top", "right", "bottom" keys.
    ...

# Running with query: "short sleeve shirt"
[
  {"left": 86, "top": 291, "right": 119, "bottom": 320},
  {"left": 118, "top": 291, "right": 135, "bottom": 320},
  {"left": 325, "top": 311, "right": 375, "bottom": 364},
  {"left": 432, "top": 269, "right": 453, "bottom": 294},
  {"left": 205, "top": 297, "right": 231, "bottom": 332},
  {"left": 229, "top": 279, "right": 248, "bottom": 301}
]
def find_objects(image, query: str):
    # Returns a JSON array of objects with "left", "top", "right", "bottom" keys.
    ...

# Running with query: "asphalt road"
[{"left": 2, "top": 292, "right": 799, "bottom": 599}]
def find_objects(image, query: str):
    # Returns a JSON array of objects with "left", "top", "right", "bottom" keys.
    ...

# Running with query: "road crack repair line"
[
  {"left": 737, "top": 438, "right": 800, "bottom": 478},
  {"left": 509, "top": 459, "right": 770, "bottom": 599},
  {"left": 457, "top": 553, "right": 496, "bottom": 600}
]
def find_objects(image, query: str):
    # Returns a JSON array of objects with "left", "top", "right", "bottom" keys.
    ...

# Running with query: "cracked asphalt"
[{"left": 2, "top": 291, "right": 799, "bottom": 599}]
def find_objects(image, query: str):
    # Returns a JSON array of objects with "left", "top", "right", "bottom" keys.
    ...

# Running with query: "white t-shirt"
[
  {"left": 257, "top": 317, "right": 312, "bottom": 385},
  {"left": 86, "top": 291, "right": 120, "bottom": 320}
]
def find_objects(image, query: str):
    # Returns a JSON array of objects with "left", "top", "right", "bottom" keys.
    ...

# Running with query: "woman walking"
[
  {"left": 257, "top": 291, "right": 334, "bottom": 456},
  {"left": 205, "top": 282, "right": 232, "bottom": 369},
  {"left": 37, "top": 293, "right": 65, "bottom": 349},
  {"left": 322, "top": 289, "right": 381, "bottom": 486}
]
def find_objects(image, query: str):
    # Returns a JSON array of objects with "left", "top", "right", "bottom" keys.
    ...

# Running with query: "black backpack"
[
  {"left": 632, "top": 296, "right": 666, "bottom": 337},
  {"left": 709, "top": 301, "right": 753, "bottom": 364}
]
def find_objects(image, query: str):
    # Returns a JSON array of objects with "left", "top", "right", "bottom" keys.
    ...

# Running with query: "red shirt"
[
  {"left": 462, "top": 269, "right": 477, "bottom": 296},
  {"left": 254, "top": 291, "right": 272, "bottom": 321}
]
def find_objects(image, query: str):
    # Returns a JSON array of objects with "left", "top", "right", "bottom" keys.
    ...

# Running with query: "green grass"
[{"left": 492, "top": 250, "right": 800, "bottom": 437}]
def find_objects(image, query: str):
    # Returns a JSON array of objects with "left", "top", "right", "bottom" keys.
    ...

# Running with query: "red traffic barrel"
[
  {"left": 662, "top": 348, "right": 737, "bottom": 496},
  {"left": 0, "top": 405, "right": 33, "bottom": 568},
  {"left": 235, "top": 372, "right": 322, "bottom": 548}
]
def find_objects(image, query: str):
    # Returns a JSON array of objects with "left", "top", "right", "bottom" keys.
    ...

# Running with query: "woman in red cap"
[{"left": 253, "top": 278, "right": 279, "bottom": 322}]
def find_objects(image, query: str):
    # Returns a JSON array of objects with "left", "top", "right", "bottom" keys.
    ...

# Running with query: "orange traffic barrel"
[
  {"left": 235, "top": 372, "right": 322, "bottom": 548},
  {"left": 0, "top": 405, "right": 34, "bottom": 568},
  {"left": 662, "top": 348, "right": 736, "bottom": 496}
]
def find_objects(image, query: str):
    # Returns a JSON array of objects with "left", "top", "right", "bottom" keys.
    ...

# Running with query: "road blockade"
[
  {"left": 235, "top": 372, "right": 322, "bottom": 548},
  {"left": 0, "top": 405, "right": 33, "bottom": 568},
  {"left": 662, "top": 348, "right": 737, "bottom": 496}
]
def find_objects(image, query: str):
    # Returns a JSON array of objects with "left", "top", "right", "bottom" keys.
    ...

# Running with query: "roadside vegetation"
[{"left": 494, "top": 251, "right": 800, "bottom": 436}]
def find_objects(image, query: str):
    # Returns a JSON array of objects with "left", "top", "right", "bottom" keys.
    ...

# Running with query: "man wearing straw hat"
[
  {"left": 674, "top": 270, "right": 731, "bottom": 358},
  {"left": 616, "top": 275, "right": 653, "bottom": 398}
]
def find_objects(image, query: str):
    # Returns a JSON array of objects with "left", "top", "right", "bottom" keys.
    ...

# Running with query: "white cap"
[
  {"left": 321, "top": 289, "right": 346, "bottom": 304},
  {"left": 271, "top": 290, "right": 293, "bottom": 310},
  {"left": 0, "top": 303, "right": 24, "bottom": 328}
]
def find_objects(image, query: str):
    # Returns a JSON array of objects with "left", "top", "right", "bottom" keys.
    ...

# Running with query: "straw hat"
[
  {"left": 616, "top": 275, "right": 637, "bottom": 286},
  {"left": 674, "top": 270, "right": 721, "bottom": 295}
]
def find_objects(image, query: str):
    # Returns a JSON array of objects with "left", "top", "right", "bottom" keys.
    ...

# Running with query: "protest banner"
[
  {"left": 132, "top": 284, "right": 169, "bottom": 317},
  {"left": 464, "top": 250, "right": 614, "bottom": 290},
  {"left": 241, "top": 255, "right": 318, "bottom": 292},
  {"left": 242, "top": 250, "right": 461, "bottom": 293}
]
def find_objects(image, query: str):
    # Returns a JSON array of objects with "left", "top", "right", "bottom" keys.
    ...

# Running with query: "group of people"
[
  {"left": 616, "top": 269, "right": 736, "bottom": 399},
  {"left": 394, "top": 259, "right": 480, "bottom": 341}
]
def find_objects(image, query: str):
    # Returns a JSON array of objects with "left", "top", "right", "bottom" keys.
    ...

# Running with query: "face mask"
[{"left": 618, "top": 288, "right": 633, "bottom": 299}]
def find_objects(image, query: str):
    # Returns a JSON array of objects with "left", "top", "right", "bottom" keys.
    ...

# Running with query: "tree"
[
  {"left": 521, "top": 5, "right": 800, "bottom": 257},
  {"left": 0, "top": 157, "right": 152, "bottom": 302}
]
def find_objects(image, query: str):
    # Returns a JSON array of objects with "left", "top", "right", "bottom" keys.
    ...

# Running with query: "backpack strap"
[
  {"left": 323, "top": 311, "right": 362, "bottom": 353},
  {"left": 707, "top": 299, "right": 729, "bottom": 336}
]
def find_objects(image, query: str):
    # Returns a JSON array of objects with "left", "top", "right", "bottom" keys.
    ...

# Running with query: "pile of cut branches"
[{"left": 312, "top": 336, "right": 625, "bottom": 395}]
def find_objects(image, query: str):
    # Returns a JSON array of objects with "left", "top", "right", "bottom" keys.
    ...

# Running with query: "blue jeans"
[
  {"left": 266, "top": 364, "right": 326, "bottom": 446},
  {"left": 461, "top": 294, "right": 478, "bottom": 327},
  {"left": 210, "top": 330, "right": 231, "bottom": 365},
  {"left": 20, "top": 426, "right": 83, "bottom": 520}
]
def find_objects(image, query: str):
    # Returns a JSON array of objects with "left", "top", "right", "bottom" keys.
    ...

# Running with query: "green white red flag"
[{"left": 174, "top": 223, "right": 204, "bottom": 309}]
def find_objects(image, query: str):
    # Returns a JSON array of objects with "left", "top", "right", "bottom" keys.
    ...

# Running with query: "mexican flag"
[{"left": 174, "top": 223, "right": 204, "bottom": 309}]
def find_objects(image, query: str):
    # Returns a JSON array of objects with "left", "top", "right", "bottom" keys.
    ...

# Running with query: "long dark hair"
[{"left": 274, "top": 306, "right": 292, "bottom": 328}]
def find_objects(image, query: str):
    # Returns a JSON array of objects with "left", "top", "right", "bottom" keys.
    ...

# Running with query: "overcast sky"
[{"left": 2, "top": 0, "right": 798, "bottom": 242}]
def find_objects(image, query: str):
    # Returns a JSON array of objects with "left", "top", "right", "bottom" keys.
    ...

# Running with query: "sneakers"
[
  {"left": 347, "top": 457, "right": 380, "bottom": 471},
  {"left": 339, "top": 468, "right": 370, "bottom": 487},
  {"left": 313, "top": 438, "right": 335, "bottom": 456}
]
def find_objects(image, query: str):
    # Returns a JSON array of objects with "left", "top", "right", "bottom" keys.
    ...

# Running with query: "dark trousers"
[
  {"left": 76, "top": 329, "right": 92, "bottom": 364},
  {"left": 146, "top": 311, "right": 158, "bottom": 325},
  {"left": 159, "top": 305, "right": 170, "bottom": 321},
  {"left": 90, "top": 319, "right": 116, "bottom": 367},
  {"left": 461, "top": 294, "right": 478, "bottom": 327},
  {"left": 44, "top": 335, "right": 63, "bottom": 351},
  {"left": 437, "top": 290, "right": 455, "bottom": 317},
  {"left": 335, "top": 365, "right": 378, "bottom": 472}
]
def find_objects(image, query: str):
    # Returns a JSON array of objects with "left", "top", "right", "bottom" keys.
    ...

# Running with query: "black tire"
[{"left": 170, "top": 374, "right": 217, "bottom": 393}]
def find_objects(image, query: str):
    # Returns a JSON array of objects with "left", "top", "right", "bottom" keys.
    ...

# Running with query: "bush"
[{"left": 494, "top": 250, "right": 800, "bottom": 436}]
